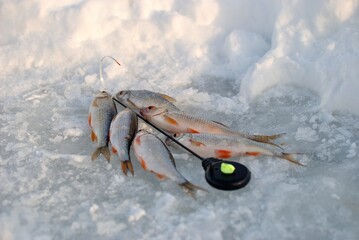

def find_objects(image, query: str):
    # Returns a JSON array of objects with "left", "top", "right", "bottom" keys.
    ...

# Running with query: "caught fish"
[
  {"left": 88, "top": 91, "right": 117, "bottom": 161},
  {"left": 133, "top": 129, "right": 206, "bottom": 197},
  {"left": 115, "top": 90, "right": 180, "bottom": 111},
  {"left": 165, "top": 133, "right": 304, "bottom": 166},
  {"left": 140, "top": 106, "right": 284, "bottom": 146},
  {"left": 109, "top": 108, "right": 138, "bottom": 176}
]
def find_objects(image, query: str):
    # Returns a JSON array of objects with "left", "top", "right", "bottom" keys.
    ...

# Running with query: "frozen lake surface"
[{"left": 1, "top": 0, "right": 359, "bottom": 239}]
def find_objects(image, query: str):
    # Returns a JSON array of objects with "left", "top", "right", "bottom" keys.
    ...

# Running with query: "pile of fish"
[{"left": 88, "top": 90, "right": 303, "bottom": 196}]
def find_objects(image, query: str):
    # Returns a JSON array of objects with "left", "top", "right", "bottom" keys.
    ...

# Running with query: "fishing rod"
[{"left": 112, "top": 97, "right": 251, "bottom": 191}]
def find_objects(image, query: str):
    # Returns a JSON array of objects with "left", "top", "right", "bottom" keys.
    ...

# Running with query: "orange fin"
[
  {"left": 245, "top": 151, "right": 261, "bottom": 157},
  {"left": 112, "top": 146, "right": 117, "bottom": 154},
  {"left": 121, "top": 161, "right": 134, "bottom": 176},
  {"left": 155, "top": 173, "right": 166, "bottom": 180},
  {"left": 88, "top": 114, "right": 92, "bottom": 127},
  {"left": 190, "top": 139, "right": 205, "bottom": 147},
  {"left": 135, "top": 136, "right": 141, "bottom": 145},
  {"left": 139, "top": 157, "right": 147, "bottom": 170},
  {"left": 163, "top": 115, "right": 179, "bottom": 125},
  {"left": 215, "top": 149, "right": 232, "bottom": 159},
  {"left": 187, "top": 128, "right": 199, "bottom": 133},
  {"left": 91, "top": 131, "right": 97, "bottom": 142}
]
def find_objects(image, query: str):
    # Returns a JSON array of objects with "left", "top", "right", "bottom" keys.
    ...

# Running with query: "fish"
[
  {"left": 165, "top": 133, "right": 304, "bottom": 166},
  {"left": 114, "top": 90, "right": 180, "bottom": 111},
  {"left": 139, "top": 106, "right": 284, "bottom": 146},
  {"left": 88, "top": 91, "right": 117, "bottom": 162},
  {"left": 109, "top": 108, "right": 138, "bottom": 176},
  {"left": 132, "top": 129, "right": 206, "bottom": 197}
]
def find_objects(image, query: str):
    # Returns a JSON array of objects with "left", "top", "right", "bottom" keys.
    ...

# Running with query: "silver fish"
[
  {"left": 88, "top": 91, "right": 116, "bottom": 161},
  {"left": 140, "top": 106, "right": 284, "bottom": 146},
  {"left": 115, "top": 90, "right": 180, "bottom": 111},
  {"left": 133, "top": 129, "right": 206, "bottom": 197},
  {"left": 165, "top": 133, "right": 303, "bottom": 166},
  {"left": 109, "top": 108, "right": 138, "bottom": 176}
]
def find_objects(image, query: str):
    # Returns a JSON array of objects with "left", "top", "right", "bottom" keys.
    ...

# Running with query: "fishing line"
[{"left": 99, "top": 56, "right": 121, "bottom": 91}]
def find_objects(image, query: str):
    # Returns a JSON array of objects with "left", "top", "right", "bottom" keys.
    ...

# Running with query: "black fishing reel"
[{"left": 202, "top": 158, "right": 251, "bottom": 190}]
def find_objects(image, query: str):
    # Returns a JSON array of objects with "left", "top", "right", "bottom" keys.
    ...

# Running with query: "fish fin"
[
  {"left": 215, "top": 149, "right": 232, "bottom": 159},
  {"left": 159, "top": 93, "right": 176, "bottom": 103},
  {"left": 91, "top": 146, "right": 111, "bottom": 162},
  {"left": 111, "top": 146, "right": 117, "bottom": 154},
  {"left": 88, "top": 114, "right": 92, "bottom": 127},
  {"left": 121, "top": 160, "right": 134, "bottom": 176},
  {"left": 280, "top": 153, "right": 305, "bottom": 166},
  {"left": 163, "top": 115, "right": 179, "bottom": 125},
  {"left": 245, "top": 151, "right": 261, "bottom": 157},
  {"left": 91, "top": 131, "right": 97, "bottom": 142},
  {"left": 135, "top": 136, "right": 141, "bottom": 145},
  {"left": 138, "top": 157, "right": 147, "bottom": 170},
  {"left": 212, "top": 120, "right": 229, "bottom": 128},
  {"left": 248, "top": 134, "right": 285, "bottom": 150},
  {"left": 180, "top": 181, "right": 208, "bottom": 199},
  {"left": 155, "top": 173, "right": 166, "bottom": 180},
  {"left": 190, "top": 139, "right": 206, "bottom": 147},
  {"left": 251, "top": 133, "right": 286, "bottom": 142},
  {"left": 92, "top": 99, "right": 99, "bottom": 107},
  {"left": 187, "top": 128, "right": 200, "bottom": 133}
]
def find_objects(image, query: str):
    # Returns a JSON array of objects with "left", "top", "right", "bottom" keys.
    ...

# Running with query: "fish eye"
[
  {"left": 119, "top": 91, "right": 124, "bottom": 95},
  {"left": 148, "top": 106, "right": 153, "bottom": 110},
  {"left": 173, "top": 133, "right": 178, "bottom": 137}
]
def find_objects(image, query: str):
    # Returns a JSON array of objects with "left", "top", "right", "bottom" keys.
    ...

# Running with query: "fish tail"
[
  {"left": 179, "top": 181, "right": 208, "bottom": 199},
  {"left": 121, "top": 160, "right": 134, "bottom": 176},
  {"left": 279, "top": 153, "right": 305, "bottom": 166},
  {"left": 91, "top": 146, "right": 111, "bottom": 162}
]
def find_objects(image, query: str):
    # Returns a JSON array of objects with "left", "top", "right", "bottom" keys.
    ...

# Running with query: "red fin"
[
  {"left": 112, "top": 146, "right": 117, "bottom": 154},
  {"left": 139, "top": 157, "right": 147, "bottom": 170},
  {"left": 135, "top": 136, "right": 141, "bottom": 145},
  {"left": 88, "top": 114, "right": 92, "bottom": 127},
  {"left": 163, "top": 115, "right": 179, "bottom": 125},
  {"left": 91, "top": 131, "right": 97, "bottom": 142},
  {"left": 187, "top": 128, "right": 199, "bottom": 133},
  {"left": 245, "top": 151, "right": 261, "bottom": 156},
  {"left": 215, "top": 149, "right": 232, "bottom": 159},
  {"left": 190, "top": 139, "right": 205, "bottom": 147},
  {"left": 156, "top": 173, "right": 166, "bottom": 180}
]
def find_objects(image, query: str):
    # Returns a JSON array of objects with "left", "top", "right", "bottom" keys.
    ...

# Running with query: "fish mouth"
[{"left": 139, "top": 108, "right": 146, "bottom": 116}]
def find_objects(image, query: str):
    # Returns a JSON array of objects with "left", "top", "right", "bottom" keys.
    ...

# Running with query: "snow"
[{"left": 1, "top": 0, "right": 359, "bottom": 239}]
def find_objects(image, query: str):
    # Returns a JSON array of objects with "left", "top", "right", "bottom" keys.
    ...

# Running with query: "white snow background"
[{"left": 1, "top": 0, "right": 359, "bottom": 239}]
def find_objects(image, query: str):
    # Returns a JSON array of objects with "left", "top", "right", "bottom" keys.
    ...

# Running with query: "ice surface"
[{"left": 1, "top": 0, "right": 359, "bottom": 239}]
